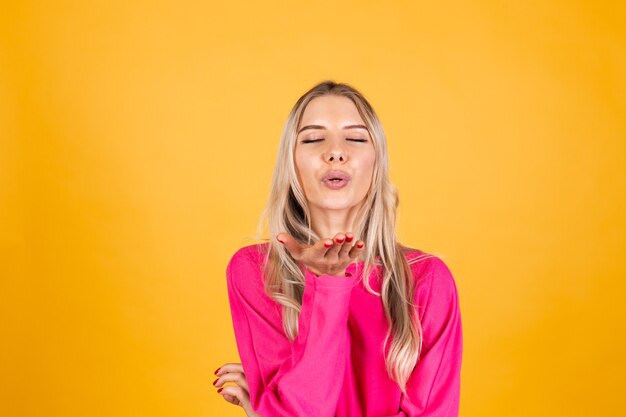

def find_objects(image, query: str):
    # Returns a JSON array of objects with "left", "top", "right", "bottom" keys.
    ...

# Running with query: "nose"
[
  {"left": 327, "top": 152, "right": 344, "bottom": 162},
  {"left": 324, "top": 138, "right": 346, "bottom": 163}
]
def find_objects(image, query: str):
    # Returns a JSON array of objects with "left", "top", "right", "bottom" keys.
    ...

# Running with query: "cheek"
[
  {"left": 356, "top": 152, "right": 376, "bottom": 190},
  {"left": 357, "top": 150, "right": 376, "bottom": 176},
  {"left": 294, "top": 150, "right": 317, "bottom": 183}
]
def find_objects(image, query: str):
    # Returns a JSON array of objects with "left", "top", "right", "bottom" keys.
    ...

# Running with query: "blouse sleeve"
[
  {"left": 384, "top": 256, "right": 463, "bottom": 417},
  {"left": 225, "top": 246, "right": 359, "bottom": 417}
]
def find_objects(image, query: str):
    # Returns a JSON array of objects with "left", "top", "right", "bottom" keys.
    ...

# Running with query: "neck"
[{"left": 309, "top": 203, "right": 362, "bottom": 241}]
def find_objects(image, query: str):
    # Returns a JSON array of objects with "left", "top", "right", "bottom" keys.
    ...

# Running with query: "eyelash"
[{"left": 302, "top": 139, "right": 368, "bottom": 143}]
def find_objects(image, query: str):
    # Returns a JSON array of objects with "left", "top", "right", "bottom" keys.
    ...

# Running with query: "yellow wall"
[{"left": 1, "top": 1, "right": 624, "bottom": 416}]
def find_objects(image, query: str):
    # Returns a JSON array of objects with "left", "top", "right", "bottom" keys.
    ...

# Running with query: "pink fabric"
[{"left": 226, "top": 242, "right": 463, "bottom": 417}]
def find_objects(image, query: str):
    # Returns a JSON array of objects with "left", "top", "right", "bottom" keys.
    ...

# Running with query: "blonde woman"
[{"left": 213, "top": 80, "right": 463, "bottom": 416}]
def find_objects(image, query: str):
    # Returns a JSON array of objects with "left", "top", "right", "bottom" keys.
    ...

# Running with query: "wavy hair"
[{"left": 246, "top": 80, "right": 437, "bottom": 397}]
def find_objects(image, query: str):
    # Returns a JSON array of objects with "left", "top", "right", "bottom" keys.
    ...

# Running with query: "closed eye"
[{"left": 301, "top": 139, "right": 368, "bottom": 143}]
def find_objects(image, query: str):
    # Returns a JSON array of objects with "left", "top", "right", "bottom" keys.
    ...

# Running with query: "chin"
[{"left": 316, "top": 199, "right": 355, "bottom": 210}]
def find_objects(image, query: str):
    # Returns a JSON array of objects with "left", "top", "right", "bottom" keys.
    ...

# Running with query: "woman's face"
[{"left": 294, "top": 95, "right": 376, "bottom": 211}]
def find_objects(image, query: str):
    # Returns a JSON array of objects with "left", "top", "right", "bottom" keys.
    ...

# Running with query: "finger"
[
  {"left": 214, "top": 362, "right": 244, "bottom": 377},
  {"left": 312, "top": 235, "right": 334, "bottom": 258},
  {"left": 218, "top": 385, "right": 250, "bottom": 408},
  {"left": 338, "top": 232, "right": 354, "bottom": 259},
  {"left": 222, "top": 393, "right": 241, "bottom": 406},
  {"left": 276, "top": 232, "right": 304, "bottom": 260},
  {"left": 214, "top": 371, "right": 249, "bottom": 392},
  {"left": 348, "top": 240, "right": 365, "bottom": 259},
  {"left": 324, "top": 232, "right": 346, "bottom": 260}
]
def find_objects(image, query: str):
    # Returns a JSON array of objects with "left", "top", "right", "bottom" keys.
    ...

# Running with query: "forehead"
[{"left": 298, "top": 95, "right": 364, "bottom": 128}]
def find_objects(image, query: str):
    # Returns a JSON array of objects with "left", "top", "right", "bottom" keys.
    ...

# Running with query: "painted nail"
[
  {"left": 213, "top": 378, "right": 219, "bottom": 386},
  {"left": 217, "top": 388, "right": 223, "bottom": 393},
  {"left": 324, "top": 242, "right": 333, "bottom": 248},
  {"left": 357, "top": 242, "right": 364, "bottom": 248},
  {"left": 336, "top": 238, "right": 344, "bottom": 243},
  {"left": 214, "top": 367, "right": 220, "bottom": 375},
  {"left": 346, "top": 235, "right": 353, "bottom": 242}
]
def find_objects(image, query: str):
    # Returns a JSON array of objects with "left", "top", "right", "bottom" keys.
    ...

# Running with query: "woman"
[{"left": 213, "top": 80, "right": 463, "bottom": 416}]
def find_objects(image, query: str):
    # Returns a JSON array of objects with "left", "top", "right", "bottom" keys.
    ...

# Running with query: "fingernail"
[
  {"left": 217, "top": 388, "right": 223, "bottom": 393},
  {"left": 346, "top": 235, "right": 353, "bottom": 242},
  {"left": 324, "top": 242, "right": 332, "bottom": 248},
  {"left": 357, "top": 242, "right": 364, "bottom": 248},
  {"left": 212, "top": 378, "right": 219, "bottom": 386},
  {"left": 336, "top": 238, "right": 344, "bottom": 243},
  {"left": 214, "top": 367, "right": 220, "bottom": 375}
]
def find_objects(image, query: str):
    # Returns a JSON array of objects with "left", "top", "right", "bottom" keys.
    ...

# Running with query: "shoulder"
[
  {"left": 225, "top": 242, "right": 270, "bottom": 287},
  {"left": 404, "top": 249, "right": 459, "bottom": 317},
  {"left": 227, "top": 242, "right": 269, "bottom": 267},
  {"left": 408, "top": 251, "right": 455, "bottom": 285},
  {"left": 225, "top": 243, "right": 283, "bottom": 316}
]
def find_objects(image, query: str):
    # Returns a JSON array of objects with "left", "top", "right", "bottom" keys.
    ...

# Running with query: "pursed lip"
[{"left": 321, "top": 170, "right": 352, "bottom": 182}]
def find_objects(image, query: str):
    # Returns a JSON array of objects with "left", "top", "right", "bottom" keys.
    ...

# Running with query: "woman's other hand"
[
  {"left": 276, "top": 231, "right": 365, "bottom": 276},
  {"left": 213, "top": 363, "right": 261, "bottom": 417}
]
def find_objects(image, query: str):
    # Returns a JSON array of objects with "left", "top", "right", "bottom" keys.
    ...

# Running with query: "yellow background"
[{"left": 1, "top": 1, "right": 625, "bottom": 416}]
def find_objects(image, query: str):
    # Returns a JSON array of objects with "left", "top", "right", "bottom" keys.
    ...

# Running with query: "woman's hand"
[
  {"left": 276, "top": 231, "right": 365, "bottom": 277},
  {"left": 214, "top": 363, "right": 261, "bottom": 417}
]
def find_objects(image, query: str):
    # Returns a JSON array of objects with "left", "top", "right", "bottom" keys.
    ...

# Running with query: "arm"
[
  {"left": 226, "top": 247, "right": 358, "bottom": 417},
  {"left": 384, "top": 257, "right": 464, "bottom": 417}
]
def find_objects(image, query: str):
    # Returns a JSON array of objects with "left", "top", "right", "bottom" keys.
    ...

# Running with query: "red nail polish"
[
  {"left": 346, "top": 235, "right": 353, "bottom": 242},
  {"left": 324, "top": 242, "right": 332, "bottom": 248},
  {"left": 214, "top": 367, "right": 220, "bottom": 375},
  {"left": 217, "top": 388, "right": 223, "bottom": 393},
  {"left": 213, "top": 378, "right": 219, "bottom": 386},
  {"left": 357, "top": 242, "right": 364, "bottom": 248},
  {"left": 336, "top": 238, "right": 344, "bottom": 243}
]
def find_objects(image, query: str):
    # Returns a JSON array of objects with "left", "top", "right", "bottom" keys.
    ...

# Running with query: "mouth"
[
  {"left": 322, "top": 179, "right": 350, "bottom": 189},
  {"left": 321, "top": 170, "right": 351, "bottom": 189},
  {"left": 321, "top": 170, "right": 352, "bottom": 182}
]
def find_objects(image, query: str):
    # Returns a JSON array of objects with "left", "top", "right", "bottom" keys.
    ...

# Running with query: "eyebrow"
[{"left": 297, "top": 124, "right": 369, "bottom": 135}]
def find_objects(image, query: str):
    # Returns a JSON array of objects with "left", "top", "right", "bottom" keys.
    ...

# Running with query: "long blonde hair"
[{"left": 247, "top": 80, "right": 436, "bottom": 397}]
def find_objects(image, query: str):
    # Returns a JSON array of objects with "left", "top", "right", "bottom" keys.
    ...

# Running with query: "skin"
[
  {"left": 215, "top": 94, "right": 376, "bottom": 415},
  {"left": 293, "top": 94, "right": 376, "bottom": 246}
]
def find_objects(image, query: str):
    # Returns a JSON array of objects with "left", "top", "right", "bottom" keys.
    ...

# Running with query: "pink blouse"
[{"left": 226, "top": 242, "right": 463, "bottom": 417}]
